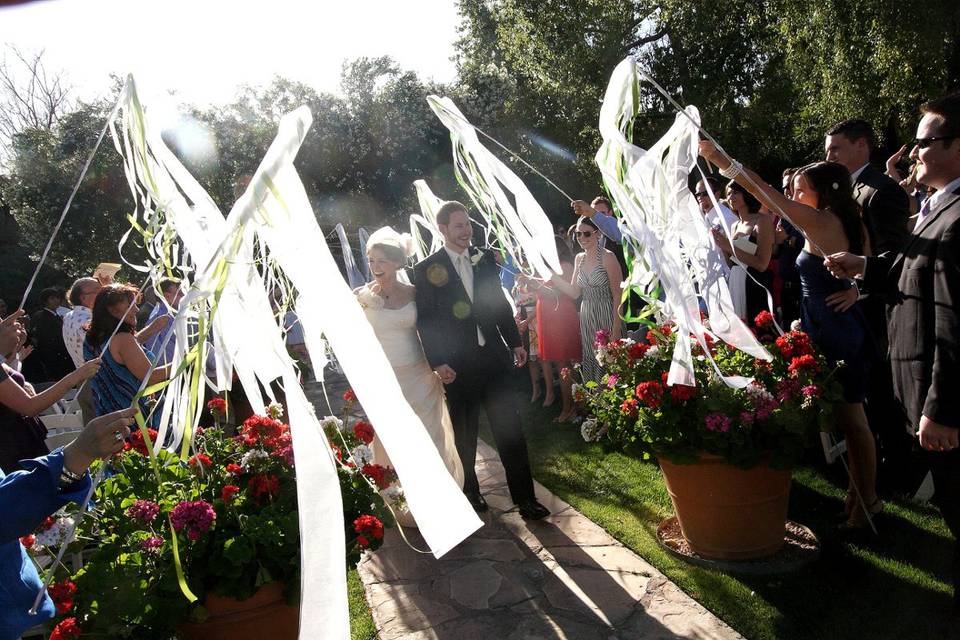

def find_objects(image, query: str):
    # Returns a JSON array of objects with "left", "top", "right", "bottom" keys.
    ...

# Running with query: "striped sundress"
[
  {"left": 84, "top": 338, "right": 162, "bottom": 427},
  {"left": 577, "top": 248, "right": 615, "bottom": 383}
]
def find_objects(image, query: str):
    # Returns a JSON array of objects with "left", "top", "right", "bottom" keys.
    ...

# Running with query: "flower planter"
[
  {"left": 178, "top": 582, "right": 299, "bottom": 640},
  {"left": 658, "top": 454, "right": 791, "bottom": 560}
]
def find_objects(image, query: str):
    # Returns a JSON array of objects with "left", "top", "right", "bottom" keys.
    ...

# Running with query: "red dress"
[{"left": 536, "top": 285, "right": 581, "bottom": 362}]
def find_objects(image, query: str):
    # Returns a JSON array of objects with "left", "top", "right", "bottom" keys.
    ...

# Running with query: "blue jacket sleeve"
[
  {"left": 591, "top": 212, "right": 622, "bottom": 243},
  {"left": 0, "top": 449, "right": 92, "bottom": 542}
]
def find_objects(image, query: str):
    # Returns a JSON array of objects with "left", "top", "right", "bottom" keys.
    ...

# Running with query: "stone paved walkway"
[{"left": 356, "top": 440, "right": 743, "bottom": 640}]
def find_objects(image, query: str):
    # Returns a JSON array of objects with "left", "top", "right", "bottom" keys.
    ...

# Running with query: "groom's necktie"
[{"left": 457, "top": 253, "right": 485, "bottom": 347}]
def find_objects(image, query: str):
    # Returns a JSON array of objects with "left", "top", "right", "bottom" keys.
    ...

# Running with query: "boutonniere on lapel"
[{"left": 469, "top": 248, "right": 484, "bottom": 267}]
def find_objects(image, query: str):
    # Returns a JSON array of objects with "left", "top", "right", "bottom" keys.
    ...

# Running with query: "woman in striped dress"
[
  {"left": 549, "top": 217, "right": 623, "bottom": 382},
  {"left": 83, "top": 284, "right": 170, "bottom": 427}
]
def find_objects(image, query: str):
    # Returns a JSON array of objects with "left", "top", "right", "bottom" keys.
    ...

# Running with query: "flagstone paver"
[{"left": 356, "top": 440, "right": 744, "bottom": 640}]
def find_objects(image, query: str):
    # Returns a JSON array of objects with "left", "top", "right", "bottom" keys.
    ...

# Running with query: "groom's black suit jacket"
[{"left": 412, "top": 247, "right": 521, "bottom": 376}]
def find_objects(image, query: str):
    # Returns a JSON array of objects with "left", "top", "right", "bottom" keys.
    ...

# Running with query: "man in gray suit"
[{"left": 827, "top": 93, "right": 960, "bottom": 620}]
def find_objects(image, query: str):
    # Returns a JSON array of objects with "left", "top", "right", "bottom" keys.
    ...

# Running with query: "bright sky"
[{"left": 0, "top": 0, "right": 461, "bottom": 107}]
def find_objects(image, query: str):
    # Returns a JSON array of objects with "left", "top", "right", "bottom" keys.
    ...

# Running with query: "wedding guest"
[
  {"left": 774, "top": 169, "right": 804, "bottom": 327},
  {"left": 530, "top": 239, "right": 581, "bottom": 422},
  {"left": 826, "top": 119, "right": 915, "bottom": 496},
  {"left": 29, "top": 287, "right": 74, "bottom": 382},
  {"left": 549, "top": 217, "right": 622, "bottom": 383},
  {"left": 0, "top": 330, "right": 100, "bottom": 474},
  {"left": 700, "top": 140, "right": 880, "bottom": 530},
  {"left": 826, "top": 92, "right": 960, "bottom": 612},
  {"left": 711, "top": 181, "right": 775, "bottom": 321},
  {"left": 63, "top": 277, "right": 103, "bottom": 424},
  {"left": 143, "top": 278, "right": 181, "bottom": 365},
  {"left": 83, "top": 284, "right": 169, "bottom": 426},
  {"left": 694, "top": 176, "right": 739, "bottom": 229},
  {"left": 0, "top": 407, "right": 134, "bottom": 640},
  {"left": 513, "top": 279, "right": 551, "bottom": 405}
]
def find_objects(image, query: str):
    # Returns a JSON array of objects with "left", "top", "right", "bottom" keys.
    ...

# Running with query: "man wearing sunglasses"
[{"left": 826, "top": 93, "right": 960, "bottom": 620}]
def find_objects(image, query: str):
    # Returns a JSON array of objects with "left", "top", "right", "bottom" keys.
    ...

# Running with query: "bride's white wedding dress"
[{"left": 359, "top": 285, "right": 465, "bottom": 490}]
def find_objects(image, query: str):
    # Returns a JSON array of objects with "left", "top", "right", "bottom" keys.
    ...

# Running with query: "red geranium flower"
[
  {"left": 352, "top": 421, "right": 375, "bottom": 445},
  {"left": 49, "top": 580, "right": 77, "bottom": 615},
  {"left": 226, "top": 463, "right": 243, "bottom": 475},
  {"left": 20, "top": 534, "right": 35, "bottom": 549},
  {"left": 342, "top": 389, "right": 357, "bottom": 403},
  {"left": 353, "top": 514, "right": 384, "bottom": 545},
  {"left": 754, "top": 310, "right": 775, "bottom": 331},
  {"left": 221, "top": 484, "right": 241, "bottom": 502},
  {"left": 50, "top": 617, "right": 81, "bottom": 640},
  {"left": 775, "top": 331, "right": 814, "bottom": 360},
  {"left": 787, "top": 354, "right": 820, "bottom": 377},
  {"left": 248, "top": 474, "right": 280, "bottom": 501},
  {"left": 361, "top": 463, "right": 396, "bottom": 490},
  {"left": 207, "top": 397, "right": 227, "bottom": 417},
  {"left": 670, "top": 384, "right": 698, "bottom": 402},
  {"left": 239, "top": 415, "right": 287, "bottom": 448},
  {"left": 126, "top": 428, "right": 159, "bottom": 456},
  {"left": 620, "top": 398, "right": 639, "bottom": 417},
  {"left": 627, "top": 342, "right": 649, "bottom": 362},
  {"left": 188, "top": 453, "right": 212, "bottom": 468},
  {"left": 635, "top": 381, "right": 664, "bottom": 409}
]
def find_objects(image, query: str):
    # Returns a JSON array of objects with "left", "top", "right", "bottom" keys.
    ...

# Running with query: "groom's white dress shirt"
[{"left": 445, "top": 246, "right": 485, "bottom": 346}]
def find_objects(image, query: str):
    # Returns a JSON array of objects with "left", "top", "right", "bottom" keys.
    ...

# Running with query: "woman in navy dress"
[{"left": 700, "top": 141, "right": 879, "bottom": 530}]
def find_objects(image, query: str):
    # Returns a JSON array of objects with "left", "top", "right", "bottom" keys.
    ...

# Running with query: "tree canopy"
[{"left": 2, "top": 1, "right": 958, "bottom": 305}]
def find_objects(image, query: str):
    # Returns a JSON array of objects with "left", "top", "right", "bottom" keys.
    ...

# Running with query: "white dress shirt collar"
[
  {"left": 849, "top": 163, "right": 869, "bottom": 185},
  {"left": 923, "top": 176, "right": 960, "bottom": 217}
]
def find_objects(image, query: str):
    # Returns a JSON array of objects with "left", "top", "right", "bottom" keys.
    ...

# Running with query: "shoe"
[
  {"left": 837, "top": 497, "right": 883, "bottom": 534},
  {"left": 465, "top": 491, "right": 488, "bottom": 513},
  {"left": 518, "top": 499, "right": 550, "bottom": 520}
]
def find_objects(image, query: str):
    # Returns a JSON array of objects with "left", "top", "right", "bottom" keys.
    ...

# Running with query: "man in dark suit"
[
  {"left": 825, "top": 118, "right": 917, "bottom": 493},
  {"left": 827, "top": 93, "right": 960, "bottom": 618},
  {"left": 28, "top": 288, "right": 75, "bottom": 383},
  {"left": 413, "top": 201, "right": 549, "bottom": 520}
]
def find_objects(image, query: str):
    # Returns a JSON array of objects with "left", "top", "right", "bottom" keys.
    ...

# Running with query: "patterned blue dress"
[{"left": 84, "top": 337, "right": 162, "bottom": 427}]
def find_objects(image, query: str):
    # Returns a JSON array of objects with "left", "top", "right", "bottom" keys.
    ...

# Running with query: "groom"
[{"left": 413, "top": 201, "right": 549, "bottom": 520}]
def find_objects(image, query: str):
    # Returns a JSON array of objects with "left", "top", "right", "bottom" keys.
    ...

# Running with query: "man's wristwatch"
[{"left": 58, "top": 466, "right": 83, "bottom": 488}]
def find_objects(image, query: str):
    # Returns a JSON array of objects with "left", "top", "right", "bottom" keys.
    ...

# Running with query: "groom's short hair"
[{"left": 437, "top": 201, "right": 469, "bottom": 227}]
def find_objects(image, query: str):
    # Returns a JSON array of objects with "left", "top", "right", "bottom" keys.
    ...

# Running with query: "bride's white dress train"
[{"left": 361, "top": 291, "right": 465, "bottom": 494}]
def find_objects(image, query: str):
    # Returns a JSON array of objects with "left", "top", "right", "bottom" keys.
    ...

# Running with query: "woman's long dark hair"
[
  {"left": 86, "top": 284, "right": 139, "bottom": 350},
  {"left": 797, "top": 161, "right": 865, "bottom": 255}
]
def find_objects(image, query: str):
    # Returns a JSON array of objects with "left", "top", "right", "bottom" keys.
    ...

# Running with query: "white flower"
[
  {"left": 355, "top": 285, "right": 384, "bottom": 310},
  {"left": 580, "top": 419, "right": 608, "bottom": 443},
  {"left": 265, "top": 402, "right": 284, "bottom": 420},
  {"left": 621, "top": 337, "right": 636, "bottom": 346},
  {"left": 381, "top": 484, "right": 403, "bottom": 503},
  {"left": 36, "top": 514, "right": 75, "bottom": 548},
  {"left": 240, "top": 449, "right": 270, "bottom": 470},
  {"left": 470, "top": 250, "right": 483, "bottom": 266},
  {"left": 571, "top": 383, "right": 581, "bottom": 398},
  {"left": 790, "top": 319, "right": 802, "bottom": 332},
  {"left": 645, "top": 345, "right": 660, "bottom": 359},
  {"left": 320, "top": 415, "right": 345, "bottom": 433},
  {"left": 595, "top": 346, "right": 609, "bottom": 366},
  {"left": 350, "top": 444, "right": 374, "bottom": 467}
]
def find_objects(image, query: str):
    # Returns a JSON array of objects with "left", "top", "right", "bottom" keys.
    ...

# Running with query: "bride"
[{"left": 354, "top": 227, "right": 465, "bottom": 501}]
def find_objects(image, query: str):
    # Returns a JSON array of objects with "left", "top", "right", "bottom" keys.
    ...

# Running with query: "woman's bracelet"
[
  {"left": 59, "top": 466, "right": 83, "bottom": 487},
  {"left": 720, "top": 159, "right": 743, "bottom": 180}
]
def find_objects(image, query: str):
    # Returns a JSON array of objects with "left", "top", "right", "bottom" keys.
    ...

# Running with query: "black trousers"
[
  {"left": 924, "top": 446, "right": 960, "bottom": 606},
  {"left": 444, "top": 345, "right": 535, "bottom": 504}
]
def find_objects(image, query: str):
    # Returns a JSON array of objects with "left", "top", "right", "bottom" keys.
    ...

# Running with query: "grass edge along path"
[
  {"left": 349, "top": 566, "right": 377, "bottom": 640},
  {"left": 484, "top": 400, "right": 955, "bottom": 640}
]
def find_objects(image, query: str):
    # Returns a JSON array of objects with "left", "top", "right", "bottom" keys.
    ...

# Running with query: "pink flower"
[
  {"left": 740, "top": 411, "right": 755, "bottom": 426},
  {"left": 594, "top": 329, "right": 611, "bottom": 347},
  {"left": 139, "top": 536, "right": 164, "bottom": 552},
  {"left": 606, "top": 374, "right": 619, "bottom": 389},
  {"left": 126, "top": 499, "right": 160, "bottom": 525},
  {"left": 705, "top": 413, "right": 731, "bottom": 433},
  {"left": 170, "top": 500, "right": 216, "bottom": 541},
  {"left": 802, "top": 384, "right": 820, "bottom": 398}
]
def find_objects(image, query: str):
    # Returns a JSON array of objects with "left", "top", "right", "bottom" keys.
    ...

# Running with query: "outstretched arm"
[
  {"left": 699, "top": 140, "right": 822, "bottom": 238},
  {"left": 550, "top": 253, "right": 583, "bottom": 300}
]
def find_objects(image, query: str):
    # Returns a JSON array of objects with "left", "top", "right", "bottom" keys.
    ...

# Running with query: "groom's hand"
[
  {"left": 434, "top": 364, "right": 456, "bottom": 385},
  {"left": 513, "top": 347, "right": 527, "bottom": 368}
]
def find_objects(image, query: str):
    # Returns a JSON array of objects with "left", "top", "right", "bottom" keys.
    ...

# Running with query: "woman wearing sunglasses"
[{"left": 548, "top": 217, "right": 623, "bottom": 382}]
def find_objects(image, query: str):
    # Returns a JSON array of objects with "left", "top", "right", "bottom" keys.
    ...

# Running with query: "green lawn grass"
[
  {"left": 484, "top": 397, "right": 956, "bottom": 640},
  {"left": 348, "top": 566, "right": 377, "bottom": 640}
]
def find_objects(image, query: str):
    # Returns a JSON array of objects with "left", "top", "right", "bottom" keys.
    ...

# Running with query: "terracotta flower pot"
[
  {"left": 658, "top": 454, "right": 791, "bottom": 560},
  {"left": 178, "top": 582, "right": 299, "bottom": 640}
]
